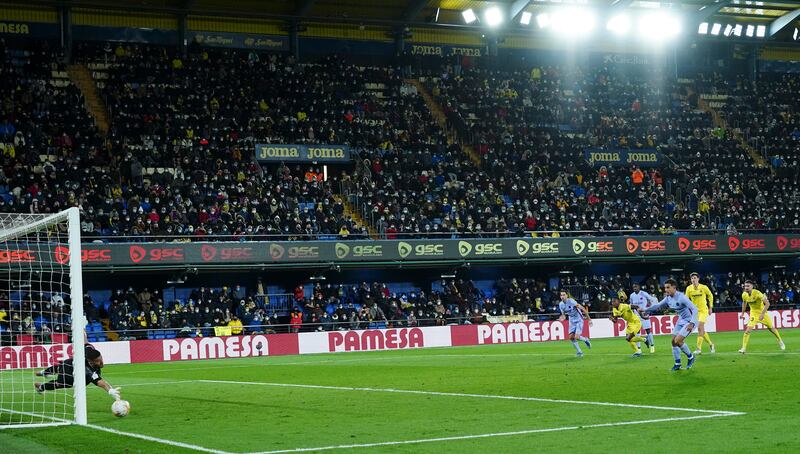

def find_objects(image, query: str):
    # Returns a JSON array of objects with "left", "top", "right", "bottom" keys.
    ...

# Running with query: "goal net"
[{"left": 0, "top": 208, "right": 86, "bottom": 428}]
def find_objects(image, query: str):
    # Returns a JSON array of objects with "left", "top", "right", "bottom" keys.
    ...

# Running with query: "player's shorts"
[
  {"left": 568, "top": 320, "right": 584, "bottom": 336},
  {"left": 747, "top": 311, "right": 774, "bottom": 329},
  {"left": 625, "top": 320, "right": 642, "bottom": 336},
  {"left": 640, "top": 316, "right": 651, "bottom": 330},
  {"left": 697, "top": 309, "right": 710, "bottom": 323},
  {"left": 673, "top": 320, "right": 695, "bottom": 338}
]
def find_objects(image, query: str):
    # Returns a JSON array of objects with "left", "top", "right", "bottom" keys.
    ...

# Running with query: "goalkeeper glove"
[{"left": 108, "top": 387, "right": 121, "bottom": 401}]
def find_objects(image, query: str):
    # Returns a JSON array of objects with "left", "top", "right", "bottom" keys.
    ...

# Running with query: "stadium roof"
[{"left": 17, "top": 0, "right": 800, "bottom": 39}]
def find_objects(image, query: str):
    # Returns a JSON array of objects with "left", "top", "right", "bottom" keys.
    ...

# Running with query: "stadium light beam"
[
  {"left": 551, "top": 8, "right": 596, "bottom": 36},
  {"left": 520, "top": 11, "right": 532, "bottom": 26},
  {"left": 698, "top": 22, "right": 708, "bottom": 34},
  {"left": 711, "top": 23, "right": 722, "bottom": 35},
  {"left": 638, "top": 12, "right": 681, "bottom": 41},
  {"left": 484, "top": 7, "right": 504, "bottom": 27},
  {"left": 607, "top": 14, "right": 631, "bottom": 35},
  {"left": 536, "top": 13, "right": 550, "bottom": 28},
  {"left": 462, "top": 9, "right": 477, "bottom": 24}
]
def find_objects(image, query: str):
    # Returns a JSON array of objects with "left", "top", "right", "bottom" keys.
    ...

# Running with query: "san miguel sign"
[{"left": 6, "top": 235, "right": 798, "bottom": 269}]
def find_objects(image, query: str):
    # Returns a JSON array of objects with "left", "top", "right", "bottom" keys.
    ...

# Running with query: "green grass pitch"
[{"left": 2, "top": 329, "right": 799, "bottom": 453}]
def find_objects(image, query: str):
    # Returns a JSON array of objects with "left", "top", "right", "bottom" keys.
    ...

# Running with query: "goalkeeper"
[{"left": 34, "top": 345, "right": 121, "bottom": 401}]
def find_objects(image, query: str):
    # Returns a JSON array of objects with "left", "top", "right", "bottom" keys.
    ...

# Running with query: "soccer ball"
[{"left": 111, "top": 400, "right": 130, "bottom": 417}]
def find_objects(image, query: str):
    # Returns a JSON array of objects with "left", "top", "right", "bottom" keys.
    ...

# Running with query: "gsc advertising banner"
[
  {"left": 585, "top": 148, "right": 662, "bottom": 167},
  {"left": 1, "top": 235, "right": 799, "bottom": 268},
  {"left": 255, "top": 144, "right": 351, "bottom": 163}
]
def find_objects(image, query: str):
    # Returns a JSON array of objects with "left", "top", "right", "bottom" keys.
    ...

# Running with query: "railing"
[
  {"left": 81, "top": 227, "right": 800, "bottom": 243},
  {"left": 253, "top": 293, "right": 293, "bottom": 313}
]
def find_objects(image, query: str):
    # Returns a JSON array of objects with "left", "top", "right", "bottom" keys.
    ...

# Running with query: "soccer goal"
[{"left": 0, "top": 208, "right": 86, "bottom": 428}]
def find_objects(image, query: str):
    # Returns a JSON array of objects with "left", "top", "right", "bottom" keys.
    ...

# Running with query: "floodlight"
[
  {"left": 733, "top": 24, "right": 742, "bottom": 36},
  {"left": 756, "top": 25, "right": 766, "bottom": 37},
  {"left": 723, "top": 24, "right": 733, "bottom": 36},
  {"left": 521, "top": 11, "right": 532, "bottom": 25},
  {"left": 711, "top": 23, "right": 722, "bottom": 35},
  {"left": 462, "top": 9, "right": 477, "bottom": 24},
  {"left": 485, "top": 7, "right": 503, "bottom": 27},
  {"left": 745, "top": 24, "right": 754, "bottom": 37},
  {"left": 698, "top": 22, "right": 708, "bottom": 35}
]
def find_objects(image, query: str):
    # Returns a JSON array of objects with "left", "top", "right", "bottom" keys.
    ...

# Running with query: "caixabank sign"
[{"left": 7, "top": 235, "right": 799, "bottom": 268}]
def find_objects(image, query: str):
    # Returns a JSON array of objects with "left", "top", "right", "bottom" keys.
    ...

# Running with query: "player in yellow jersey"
[
  {"left": 685, "top": 273, "right": 716, "bottom": 354},
  {"left": 739, "top": 280, "right": 785, "bottom": 353},
  {"left": 610, "top": 297, "right": 646, "bottom": 357}
]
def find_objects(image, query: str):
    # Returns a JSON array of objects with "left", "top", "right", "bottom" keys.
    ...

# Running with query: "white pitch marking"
[
  {"left": 111, "top": 358, "right": 342, "bottom": 375},
  {"left": 110, "top": 350, "right": 800, "bottom": 377},
  {"left": 85, "top": 424, "right": 234, "bottom": 454},
  {"left": 107, "top": 380, "right": 198, "bottom": 388},
  {"left": 0, "top": 406, "right": 72, "bottom": 429},
  {"left": 199, "top": 379, "right": 745, "bottom": 415},
  {"left": 1, "top": 404, "right": 231, "bottom": 453},
  {"left": 249, "top": 414, "right": 739, "bottom": 453}
]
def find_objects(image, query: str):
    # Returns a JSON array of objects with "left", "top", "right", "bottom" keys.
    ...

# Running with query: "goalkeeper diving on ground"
[{"left": 34, "top": 344, "right": 122, "bottom": 402}]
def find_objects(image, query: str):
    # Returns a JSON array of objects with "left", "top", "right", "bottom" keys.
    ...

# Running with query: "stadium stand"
[
  {"left": 4, "top": 41, "right": 800, "bottom": 237},
  {"left": 3, "top": 270, "right": 798, "bottom": 343}
]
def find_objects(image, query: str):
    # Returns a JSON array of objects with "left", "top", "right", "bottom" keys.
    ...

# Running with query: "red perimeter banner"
[{"left": 3, "top": 311, "right": 798, "bottom": 369}]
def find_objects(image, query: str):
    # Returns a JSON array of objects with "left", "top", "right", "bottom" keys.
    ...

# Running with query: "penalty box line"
[
  {"left": 249, "top": 414, "right": 740, "bottom": 454},
  {"left": 199, "top": 379, "right": 745, "bottom": 416},
  {"left": 74, "top": 379, "right": 745, "bottom": 453}
]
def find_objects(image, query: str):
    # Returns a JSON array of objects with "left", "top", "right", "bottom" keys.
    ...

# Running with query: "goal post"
[{"left": 0, "top": 207, "right": 86, "bottom": 428}]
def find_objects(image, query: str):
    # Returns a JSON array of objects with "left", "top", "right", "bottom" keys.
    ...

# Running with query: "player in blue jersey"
[
  {"left": 557, "top": 290, "right": 592, "bottom": 357},
  {"left": 639, "top": 279, "right": 698, "bottom": 371},
  {"left": 629, "top": 283, "right": 658, "bottom": 353}
]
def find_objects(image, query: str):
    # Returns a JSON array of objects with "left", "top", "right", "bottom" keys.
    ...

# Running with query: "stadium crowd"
[{"left": 3, "top": 41, "right": 800, "bottom": 238}]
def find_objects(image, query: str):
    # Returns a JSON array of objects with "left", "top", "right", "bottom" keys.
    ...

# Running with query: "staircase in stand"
[
  {"left": 693, "top": 89, "right": 768, "bottom": 168},
  {"left": 405, "top": 78, "right": 482, "bottom": 166},
  {"left": 333, "top": 194, "right": 377, "bottom": 239},
  {"left": 67, "top": 64, "right": 110, "bottom": 135}
]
